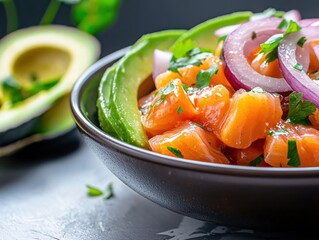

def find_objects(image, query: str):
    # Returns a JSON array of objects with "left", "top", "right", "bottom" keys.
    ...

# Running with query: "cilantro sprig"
[
  {"left": 287, "top": 92, "right": 316, "bottom": 125},
  {"left": 259, "top": 20, "right": 302, "bottom": 63},
  {"left": 154, "top": 81, "right": 177, "bottom": 107}
]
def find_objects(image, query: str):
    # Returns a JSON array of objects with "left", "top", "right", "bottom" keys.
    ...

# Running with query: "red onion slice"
[
  {"left": 299, "top": 18, "right": 319, "bottom": 27},
  {"left": 283, "top": 10, "right": 301, "bottom": 22},
  {"left": 152, "top": 49, "right": 172, "bottom": 80},
  {"left": 278, "top": 26, "right": 319, "bottom": 107},
  {"left": 214, "top": 24, "right": 240, "bottom": 38},
  {"left": 223, "top": 18, "right": 292, "bottom": 93}
]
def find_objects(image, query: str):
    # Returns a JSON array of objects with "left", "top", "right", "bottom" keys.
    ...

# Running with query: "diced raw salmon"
[
  {"left": 225, "top": 139, "right": 268, "bottom": 166},
  {"left": 155, "top": 56, "right": 234, "bottom": 93},
  {"left": 149, "top": 121, "right": 229, "bottom": 164},
  {"left": 193, "top": 84, "right": 231, "bottom": 134},
  {"left": 309, "top": 109, "right": 319, "bottom": 130},
  {"left": 247, "top": 46, "right": 283, "bottom": 78},
  {"left": 141, "top": 79, "right": 198, "bottom": 137},
  {"left": 264, "top": 122, "right": 319, "bottom": 167},
  {"left": 219, "top": 89, "right": 283, "bottom": 149}
]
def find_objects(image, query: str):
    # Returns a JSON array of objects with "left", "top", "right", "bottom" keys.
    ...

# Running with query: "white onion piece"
[
  {"left": 152, "top": 49, "right": 172, "bottom": 80},
  {"left": 283, "top": 9, "right": 301, "bottom": 22},
  {"left": 278, "top": 27, "right": 319, "bottom": 107},
  {"left": 223, "top": 18, "right": 292, "bottom": 93},
  {"left": 214, "top": 24, "right": 240, "bottom": 37}
]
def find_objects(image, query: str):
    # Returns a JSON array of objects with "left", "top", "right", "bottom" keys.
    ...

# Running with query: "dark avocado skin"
[{"left": 0, "top": 118, "right": 39, "bottom": 146}]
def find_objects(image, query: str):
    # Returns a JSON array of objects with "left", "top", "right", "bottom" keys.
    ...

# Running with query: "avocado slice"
[
  {"left": 171, "top": 11, "right": 252, "bottom": 51},
  {"left": 0, "top": 25, "right": 100, "bottom": 146},
  {"left": 97, "top": 30, "right": 185, "bottom": 148}
]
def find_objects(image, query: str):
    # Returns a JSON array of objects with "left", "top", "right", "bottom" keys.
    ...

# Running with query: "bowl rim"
[{"left": 71, "top": 47, "right": 319, "bottom": 178}]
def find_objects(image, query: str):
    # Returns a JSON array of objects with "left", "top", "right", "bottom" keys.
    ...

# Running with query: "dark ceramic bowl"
[{"left": 71, "top": 48, "right": 319, "bottom": 230}]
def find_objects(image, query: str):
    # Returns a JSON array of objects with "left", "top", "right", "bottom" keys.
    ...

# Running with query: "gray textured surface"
[{"left": 0, "top": 133, "right": 317, "bottom": 240}]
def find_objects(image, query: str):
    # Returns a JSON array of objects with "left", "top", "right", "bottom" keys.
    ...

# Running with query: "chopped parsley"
[
  {"left": 168, "top": 42, "right": 213, "bottom": 74},
  {"left": 297, "top": 36, "right": 307, "bottom": 47},
  {"left": 167, "top": 146, "right": 184, "bottom": 158},
  {"left": 293, "top": 63, "right": 303, "bottom": 71},
  {"left": 182, "top": 83, "right": 189, "bottom": 92},
  {"left": 250, "top": 155, "right": 264, "bottom": 166},
  {"left": 277, "top": 19, "right": 288, "bottom": 29},
  {"left": 196, "top": 64, "right": 219, "bottom": 88},
  {"left": 86, "top": 183, "right": 114, "bottom": 199},
  {"left": 287, "top": 92, "right": 316, "bottom": 125},
  {"left": 259, "top": 20, "right": 302, "bottom": 63},
  {"left": 309, "top": 70, "right": 319, "bottom": 75},
  {"left": 218, "top": 35, "right": 227, "bottom": 42},
  {"left": 1, "top": 76, "right": 25, "bottom": 106},
  {"left": 287, "top": 140, "right": 300, "bottom": 167},
  {"left": 267, "top": 128, "right": 288, "bottom": 136},
  {"left": 154, "top": 81, "right": 177, "bottom": 106},
  {"left": 104, "top": 183, "right": 113, "bottom": 200},
  {"left": 177, "top": 106, "right": 183, "bottom": 115},
  {"left": 86, "top": 185, "right": 103, "bottom": 196}
]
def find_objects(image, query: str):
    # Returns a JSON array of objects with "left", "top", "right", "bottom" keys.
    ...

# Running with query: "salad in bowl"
[{"left": 96, "top": 9, "right": 319, "bottom": 168}]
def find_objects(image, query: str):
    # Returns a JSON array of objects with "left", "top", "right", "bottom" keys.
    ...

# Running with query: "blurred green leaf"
[{"left": 72, "top": 0, "right": 121, "bottom": 35}]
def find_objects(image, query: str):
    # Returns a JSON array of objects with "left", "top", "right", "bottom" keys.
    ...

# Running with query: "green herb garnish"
[
  {"left": 196, "top": 64, "right": 218, "bottom": 88},
  {"left": 168, "top": 44, "right": 213, "bottom": 74},
  {"left": 177, "top": 106, "right": 183, "bottom": 115},
  {"left": 86, "top": 185, "right": 104, "bottom": 196},
  {"left": 277, "top": 19, "right": 288, "bottom": 29},
  {"left": 287, "top": 92, "right": 316, "bottom": 125},
  {"left": 154, "top": 81, "right": 177, "bottom": 106},
  {"left": 267, "top": 128, "right": 288, "bottom": 136},
  {"left": 182, "top": 84, "right": 189, "bottom": 92},
  {"left": 297, "top": 36, "right": 307, "bottom": 47},
  {"left": 1, "top": 76, "right": 25, "bottom": 106},
  {"left": 250, "top": 154, "right": 264, "bottom": 166},
  {"left": 104, "top": 183, "right": 113, "bottom": 200},
  {"left": 287, "top": 140, "right": 300, "bottom": 167},
  {"left": 167, "top": 146, "right": 184, "bottom": 158},
  {"left": 293, "top": 63, "right": 303, "bottom": 71},
  {"left": 259, "top": 20, "right": 302, "bottom": 63}
]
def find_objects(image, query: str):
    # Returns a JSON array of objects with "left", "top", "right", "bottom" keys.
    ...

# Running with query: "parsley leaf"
[
  {"left": 104, "top": 183, "right": 113, "bottom": 200},
  {"left": 167, "top": 146, "right": 184, "bottom": 158},
  {"left": 287, "top": 140, "right": 300, "bottom": 167},
  {"left": 259, "top": 20, "right": 302, "bottom": 63},
  {"left": 250, "top": 155, "right": 263, "bottom": 166},
  {"left": 287, "top": 92, "right": 316, "bottom": 125},
  {"left": 154, "top": 81, "right": 177, "bottom": 106},
  {"left": 293, "top": 63, "right": 303, "bottom": 71},
  {"left": 277, "top": 19, "right": 288, "bottom": 29},
  {"left": 168, "top": 47, "right": 213, "bottom": 74},
  {"left": 172, "top": 39, "right": 197, "bottom": 58},
  {"left": 72, "top": 0, "right": 121, "bottom": 35},
  {"left": 1, "top": 76, "right": 25, "bottom": 106},
  {"left": 177, "top": 106, "right": 183, "bottom": 115},
  {"left": 86, "top": 185, "right": 103, "bottom": 196},
  {"left": 297, "top": 36, "right": 307, "bottom": 47},
  {"left": 196, "top": 64, "right": 218, "bottom": 88}
]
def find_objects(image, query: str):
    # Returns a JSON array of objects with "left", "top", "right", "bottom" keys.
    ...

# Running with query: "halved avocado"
[
  {"left": 97, "top": 30, "right": 185, "bottom": 148},
  {"left": 0, "top": 25, "right": 100, "bottom": 147}
]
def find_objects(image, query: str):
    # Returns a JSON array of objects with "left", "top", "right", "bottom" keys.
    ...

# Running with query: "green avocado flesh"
[
  {"left": 0, "top": 25, "right": 100, "bottom": 148},
  {"left": 171, "top": 11, "right": 252, "bottom": 51},
  {"left": 97, "top": 30, "right": 185, "bottom": 148},
  {"left": 97, "top": 12, "right": 254, "bottom": 149}
]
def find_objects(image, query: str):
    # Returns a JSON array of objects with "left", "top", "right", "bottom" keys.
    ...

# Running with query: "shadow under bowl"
[{"left": 71, "top": 47, "right": 319, "bottom": 230}]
